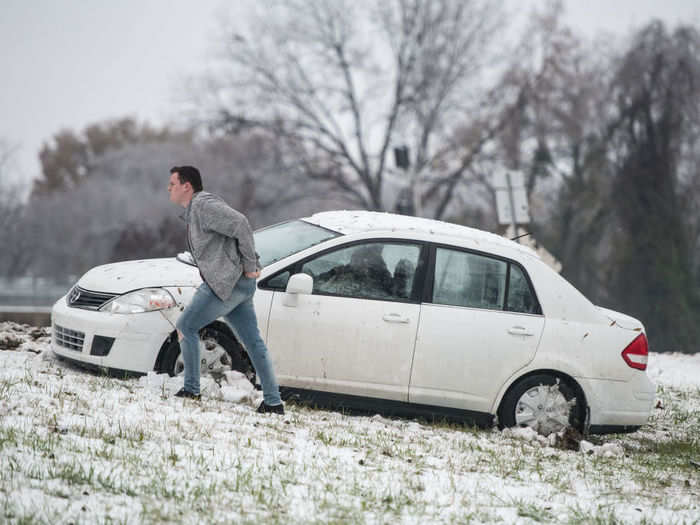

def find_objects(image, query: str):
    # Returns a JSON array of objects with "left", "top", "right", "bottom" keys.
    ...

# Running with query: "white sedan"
[{"left": 51, "top": 211, "right": 655, "bottom": 434}]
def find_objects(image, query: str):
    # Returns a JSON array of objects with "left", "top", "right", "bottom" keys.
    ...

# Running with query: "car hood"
[
  {"left": 77, "top": 258, "right": 201, "bottom": 294},
  {"left": 596, "top": 306, "right": 645, "bottom": 332}
]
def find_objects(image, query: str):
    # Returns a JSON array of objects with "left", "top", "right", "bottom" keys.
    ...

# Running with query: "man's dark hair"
[{"left": 170, "top": 166, "right": 203, "bottom": 192}]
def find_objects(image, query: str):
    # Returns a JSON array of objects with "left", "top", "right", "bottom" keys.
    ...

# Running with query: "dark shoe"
[
  {"left": 174, "top": 388, "right": 201, "bottom": 400},
  {"left": 257, "top": 401, "right": 284, "bottom": 415}
]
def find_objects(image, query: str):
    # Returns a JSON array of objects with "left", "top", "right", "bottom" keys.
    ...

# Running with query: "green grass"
[{"left": 1, "top": 351, "right": 700, "bottom": 524}]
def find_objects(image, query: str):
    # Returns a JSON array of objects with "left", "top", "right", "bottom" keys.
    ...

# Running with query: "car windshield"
[{"left": 254, "top": 220, "right": 341, "bottom": 267}]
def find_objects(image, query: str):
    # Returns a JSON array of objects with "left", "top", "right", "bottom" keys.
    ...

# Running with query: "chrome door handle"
[
  {"left": 383, "top": 313, "right": 410, "bottom": 324},
  {"left": 508, "top": 326, "right": 534, "bottom": 336}
]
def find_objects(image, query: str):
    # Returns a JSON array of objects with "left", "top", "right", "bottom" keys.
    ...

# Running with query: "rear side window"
[
  {"left": 506, "top": 264, "right": 539, "bottom": 314},
  {"left": 433, "top": 248, "right": 507, "bottom": 309},
  {"left": 431, "top": 247, "right": 541, "bottom": 314}
]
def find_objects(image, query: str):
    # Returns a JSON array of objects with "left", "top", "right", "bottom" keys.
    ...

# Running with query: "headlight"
[{"left": 100, "top": 288, "right": 177, "bottom": 314}]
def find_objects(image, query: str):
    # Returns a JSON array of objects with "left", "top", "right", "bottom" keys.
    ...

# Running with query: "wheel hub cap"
[
  {"left": 514, "top": 384, "right": 573, "bottom": 436},
  {"left": 175, "top": 337, "right": 233, "bottom": 377}
]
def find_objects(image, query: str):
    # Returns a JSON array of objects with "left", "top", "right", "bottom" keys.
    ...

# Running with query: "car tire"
[
  {"left": 159, "top": 324, "right": 256, "bottom": 386},
  {"left": 498, "top": 373, "right": 584, "bottom": 435}
]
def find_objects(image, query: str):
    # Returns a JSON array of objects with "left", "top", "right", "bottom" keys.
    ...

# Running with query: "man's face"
[{"left": 168, "top": 172, "right": 191, "bottom": 206}]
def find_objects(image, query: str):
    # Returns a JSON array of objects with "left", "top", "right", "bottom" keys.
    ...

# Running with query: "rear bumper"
[
  {"left": 581, "top": 372, "right": 656, "bottom": 428},
  {"left": 51, "top": 295, "right": 174, "bottom": 373}
]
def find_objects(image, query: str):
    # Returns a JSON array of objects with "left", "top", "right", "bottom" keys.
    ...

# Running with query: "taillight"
[{"left": 621, "top": 333, "right": 648, "bottom": 370}]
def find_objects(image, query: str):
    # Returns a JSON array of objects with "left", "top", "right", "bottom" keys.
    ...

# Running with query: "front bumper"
[
  {"left": 51, "top": 295, "right": 175, "bottom": 374},
  {"left": 581, "top": 372, "right": 656, "bottom": 428}
]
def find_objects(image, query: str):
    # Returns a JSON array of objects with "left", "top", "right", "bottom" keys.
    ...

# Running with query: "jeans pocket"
[{"left": 238, "top": 274, "right": 255, "bottom": 289}]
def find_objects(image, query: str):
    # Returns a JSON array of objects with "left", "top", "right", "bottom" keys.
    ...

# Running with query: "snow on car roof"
[{"left": 303, "top": 210, "right": 538, "bottom": 257}]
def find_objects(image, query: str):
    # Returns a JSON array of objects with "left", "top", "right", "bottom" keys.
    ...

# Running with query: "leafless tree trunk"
[
  {"left": 201, "top": 0, "right": 512, "bottom": 218},
  {"left": 485, "top": 4, "right": 625, "bottom": 302},
  {"left": 0, "top": 141, "right": 33, "bottom": 278}
]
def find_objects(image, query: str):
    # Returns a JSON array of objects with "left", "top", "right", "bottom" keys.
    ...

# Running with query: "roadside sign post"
[
  {"left": 492, "top": 170, "right": 562, "bottom": 272},
  {"left": 494, "top": 170, "right": 530, "bottom": 240}
]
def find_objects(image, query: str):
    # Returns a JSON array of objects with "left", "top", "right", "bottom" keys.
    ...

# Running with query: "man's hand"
[{"left": 244, "top": 270, "right": 261, "bottom": 279}]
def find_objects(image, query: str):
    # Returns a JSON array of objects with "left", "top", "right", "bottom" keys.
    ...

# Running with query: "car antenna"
[{"left": 510, "top": 231, "right": 532, "bottom": 241}]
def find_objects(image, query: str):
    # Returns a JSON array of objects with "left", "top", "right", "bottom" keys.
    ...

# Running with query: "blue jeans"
[{"left": 175, "top": 277, "right": 282, "bottom": 405}]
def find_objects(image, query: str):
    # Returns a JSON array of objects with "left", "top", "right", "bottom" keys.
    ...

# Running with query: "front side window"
[
  {"left": 301, "top": 242, "right": 422, "bottom": 301},
  {"left": 265, "top": 270, "right": 291, "bottom": 291},
  {"left": 433, "top": 248, "right": 507, "bottom": 310},
  {"left": 254, "top": 220, "right": 340, "bottom": 267}
]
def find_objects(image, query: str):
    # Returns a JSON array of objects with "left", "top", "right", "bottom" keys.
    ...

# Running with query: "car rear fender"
[{"left": 534, "top": 315, "right": 647, "bottom": 382}]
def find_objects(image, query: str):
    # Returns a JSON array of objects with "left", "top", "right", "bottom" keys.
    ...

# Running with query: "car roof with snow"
[{"left": 302, "top": 210, "right": 538, "bottom": 259}]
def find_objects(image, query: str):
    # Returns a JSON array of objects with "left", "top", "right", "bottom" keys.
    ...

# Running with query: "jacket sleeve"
[{"left": 202, "top": 199, "right": 260, "bottom": 273}]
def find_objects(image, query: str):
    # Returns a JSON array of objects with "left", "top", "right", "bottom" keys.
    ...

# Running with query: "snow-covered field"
[{"left": 1, "top": 322, "right": 699, "bottom": 524}]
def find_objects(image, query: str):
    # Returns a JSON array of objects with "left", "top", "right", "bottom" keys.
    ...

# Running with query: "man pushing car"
[{"left": 167, "top": 165, "right": 284, "bottom": 414}]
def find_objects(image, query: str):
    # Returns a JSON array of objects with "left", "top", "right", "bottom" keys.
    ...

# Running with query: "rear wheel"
[
  {"left": 159, "top": 325, "right": 255, "bottom": 385},
  {"left": 498, "top": 374, "right": 584, "bottom": 435}
]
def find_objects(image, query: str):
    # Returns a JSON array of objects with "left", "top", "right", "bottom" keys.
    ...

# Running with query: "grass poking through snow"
[{"left": 0, "top": 322, "right": 699, "bottom": 524}]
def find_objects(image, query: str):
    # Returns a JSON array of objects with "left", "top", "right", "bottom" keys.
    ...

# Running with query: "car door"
[
  {"left": 409, "top": 246, "right": 544, "bottom": 413},
  {"left": 265, "top": 240, "right": 426, "bottom": 401}
]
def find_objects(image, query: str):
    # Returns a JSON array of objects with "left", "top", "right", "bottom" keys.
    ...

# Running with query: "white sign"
[
  {"left": 492, "top": 170, "right": 525, "bottom": 190},
  {"left": 494, "top": 170, "right": 530, "bottom": 225},
  {"left": 496, "top": 188, "right": 530, "bottom": 224}
]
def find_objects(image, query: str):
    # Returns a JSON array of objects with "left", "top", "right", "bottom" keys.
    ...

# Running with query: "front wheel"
[
  {"left": 498, "top": 374, "right": 584, "bottom": 436},
  {"left": 159, "top": 325, "right": 256, "bottom": 385}
]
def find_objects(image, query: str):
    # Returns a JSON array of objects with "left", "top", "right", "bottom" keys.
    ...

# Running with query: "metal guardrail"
[
  {"left": 0, "top": 306, "right": 52, "bottom": 313},
  {"left": 0, "top": 306, "right": 52, "bottom": 326},
  {"left": 0, "top": 278, "right": 69, "bottom": 326}
]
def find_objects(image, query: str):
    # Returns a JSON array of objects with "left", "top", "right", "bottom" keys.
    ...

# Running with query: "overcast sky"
[{"left": 1, "top": 0, "right": 699, "bottom": 186}]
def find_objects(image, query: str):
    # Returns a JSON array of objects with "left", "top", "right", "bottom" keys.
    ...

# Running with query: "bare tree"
[
  {"left": 200, "top": 132, "right": 348, "bottom": 226},
  {"left": 502, "top": 5, "right": 621, "bottom": 301},
  {"left": 20, "top": 124, "right": 338, "bottom": 281},
  {"left": 32, "top": 117, "right": 193, "bottom": 196},
  {"left": 0, "top": 139, "right": 18, "bottom": 210},
  {"left": 606, "top": 22, "right": 700, "bottom": 350},
  {"left": 0, "top": 140, "right": 32, "bottom": 278},
  {"left": 505, "top": 12, "right": 700, "bottom": 351},
  {"left": 203, "top": 0, "right": 513, "bottom": 218}
]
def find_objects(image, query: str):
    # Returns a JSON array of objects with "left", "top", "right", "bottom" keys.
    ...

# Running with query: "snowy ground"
[{"left": 1, "top": 322, "right": 699, "bottom": 524}]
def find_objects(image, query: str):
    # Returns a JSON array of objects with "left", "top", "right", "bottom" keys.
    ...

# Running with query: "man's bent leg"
[
  {"left": 225, "top": 285, "right": 282, "bottom": 406},
  {"left": 175, "top": 283, "right": 231, "bottom": 395}
]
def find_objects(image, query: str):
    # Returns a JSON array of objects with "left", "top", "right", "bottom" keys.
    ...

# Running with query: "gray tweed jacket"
[{"left": 185, "top": 192, "right": 260, "bottom": 301}]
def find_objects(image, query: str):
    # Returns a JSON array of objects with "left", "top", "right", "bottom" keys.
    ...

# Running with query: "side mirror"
[
  {"left": 283, "top": 273, "right": 313, "bottom": 306},
  {"left": 286, "top": 273, "right": 313, "bottom": 294}
]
